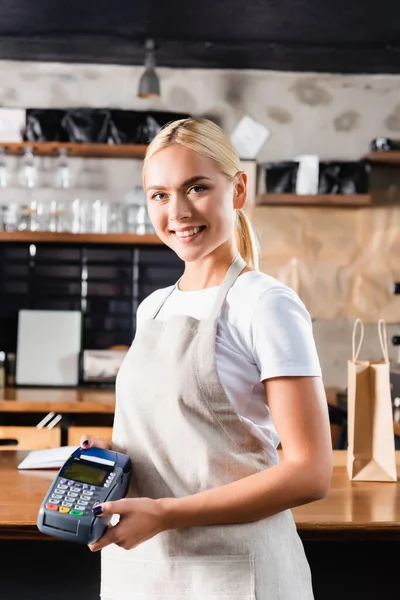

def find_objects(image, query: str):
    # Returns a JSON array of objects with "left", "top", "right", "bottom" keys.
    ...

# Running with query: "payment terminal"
[{"left": 37, "top": 446, "right": 131, "bottom": 544}]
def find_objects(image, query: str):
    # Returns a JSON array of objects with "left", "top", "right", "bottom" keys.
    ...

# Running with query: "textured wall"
[
  {"left": 1, "top": 60, "right": 400, "bottom": 161},
  {"left": 1, "top": 59, "right": 400, "bottom": 388},
  {"left": 252, "top": 205, "right": 400, "bottom": 323}
]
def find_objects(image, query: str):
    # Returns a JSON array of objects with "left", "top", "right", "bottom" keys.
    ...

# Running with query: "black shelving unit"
[{"left": 0, "top": 241, "right": 183, "bottom": 354}]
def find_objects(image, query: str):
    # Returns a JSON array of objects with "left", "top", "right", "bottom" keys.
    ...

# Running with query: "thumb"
[
  {"left": 92, "top": 498, "right": 130, "bottom": 517},
  {"left": 80, "top": 434, "right": 94, "bottom": 449}
]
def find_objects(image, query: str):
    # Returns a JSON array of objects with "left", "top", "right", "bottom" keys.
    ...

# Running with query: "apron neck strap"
[
  {"left": 151, "top": 254, "right": 247, "bottom": 320},
  {"left": 151, "top": 285, "right": 176, "bottom": 319},
  {"left": 208, "top": 254, "right": 247, "bottom": 321}
]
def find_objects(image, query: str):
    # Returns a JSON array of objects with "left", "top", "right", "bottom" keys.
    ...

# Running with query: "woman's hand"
[
  {"left": 79, "top": 434, "right": 113, "bottom": 451},
  {"left": 88, "top": 497, "right": 166, "bottom": 552}
]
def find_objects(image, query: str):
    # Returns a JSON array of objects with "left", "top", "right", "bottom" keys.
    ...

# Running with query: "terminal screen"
[{"left": 63, "top": 461, "right": 109, "bottom": 486}]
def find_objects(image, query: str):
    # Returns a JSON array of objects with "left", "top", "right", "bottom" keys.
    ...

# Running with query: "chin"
[
  {"left": 169, "top": 243, "right": 208, "bottom": 263},
  {"left": 173, "top": 249, "right": 206, "bottom": 263}
]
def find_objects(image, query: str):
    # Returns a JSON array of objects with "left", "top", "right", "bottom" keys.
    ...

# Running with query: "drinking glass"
[
  {"left": 91, "top": 199, "right": 109, "bottom": 234},
  {"left": 0, "top": 147, "right": 10, "bottom": 188},
  {"left": 54, "top": 148, "right": 71, "bottom": 189},
  {"left": 108, "top": 202, "right": 126, "bottom": 233},
  {"left": 18, "top": 147, "right": 39, "bottom": 188}
]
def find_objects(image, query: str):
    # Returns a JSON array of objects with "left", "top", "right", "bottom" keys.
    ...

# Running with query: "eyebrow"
[{"left": 146, "top": 175, "right": 212, "bottom": 192}]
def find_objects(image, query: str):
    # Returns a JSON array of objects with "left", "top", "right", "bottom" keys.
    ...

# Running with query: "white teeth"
[{"left": 175, "top": 226, "right": 201, "bottom": 238}]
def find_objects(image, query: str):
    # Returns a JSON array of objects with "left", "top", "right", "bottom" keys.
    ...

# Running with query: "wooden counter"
[
  {"left": 295, "top": 452, "right": 400, "bottom": 539},
  {"left": 0, "top": 387, "right": 115, "bottom": 413},
  {"left": 0, "top": 387, "right": 339, "bottom": 415},
  {"left": 1, "top": 450, "right": 399, "bottom": 541}
]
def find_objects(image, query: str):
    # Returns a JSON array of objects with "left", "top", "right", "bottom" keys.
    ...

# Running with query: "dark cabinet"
[{"left": 0, "top": 241, "right": 184, "bottom": 353}]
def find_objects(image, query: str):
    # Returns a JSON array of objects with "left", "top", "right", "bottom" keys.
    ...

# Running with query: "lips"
[{"left": 170, "top": 225, "right": 206, "bottom": 238}]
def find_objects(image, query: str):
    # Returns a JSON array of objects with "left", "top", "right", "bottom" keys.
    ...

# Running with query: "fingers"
[
  {"left": 92, "top": 498, "right": 129, "bottom": 517},
  {"left": 88, "top": 523, "right": 117, "bottom": 552},
  {"left": 79, "top": 434, "right": 112, "bottom": 450}
]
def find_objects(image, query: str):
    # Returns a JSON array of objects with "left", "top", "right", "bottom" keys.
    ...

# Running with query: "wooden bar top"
[
  {"left": 0, "top": 387, "right": 341, "bottom": 414},
  {"left": 0, "top": 387, "right": 115, "bottom": 413},
  {"left": 1, "top": 450, "right": 399, "bottom": 541}
]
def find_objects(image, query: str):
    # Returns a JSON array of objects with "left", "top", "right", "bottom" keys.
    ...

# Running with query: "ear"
[{"left": 233, "top": 171, "right": 247, "bottom": 210}]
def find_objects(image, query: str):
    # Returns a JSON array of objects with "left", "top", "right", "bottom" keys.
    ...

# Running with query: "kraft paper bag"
[{"left": 347, "top": 319, "right": 397, "bottom": 482}]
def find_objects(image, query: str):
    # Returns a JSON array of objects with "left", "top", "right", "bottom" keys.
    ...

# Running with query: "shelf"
[
  {"left": 0, "top": 141, "right": 148, "bottom": 159},
  {"left": 0, "top": 231, "right": 162, "bottom": 244},
  {"left": 367, "top": 151, "right": 400, "bottom": 165},
  {"left": 256, "top": 194, "right": 371, "bottom": 207}
]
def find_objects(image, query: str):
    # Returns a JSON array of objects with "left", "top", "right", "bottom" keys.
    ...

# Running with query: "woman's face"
[{"left": 144, "top": 144, "right": 246, "bottom": 263}]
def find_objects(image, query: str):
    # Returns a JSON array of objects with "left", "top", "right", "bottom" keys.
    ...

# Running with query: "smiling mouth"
[{"left": 170, "top": 225, "right": 206, "bottom": 239}]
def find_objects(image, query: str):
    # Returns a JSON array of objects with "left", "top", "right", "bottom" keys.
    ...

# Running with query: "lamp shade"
[{"left": 138, "top": 68, "right": 160, "bottom": 99}]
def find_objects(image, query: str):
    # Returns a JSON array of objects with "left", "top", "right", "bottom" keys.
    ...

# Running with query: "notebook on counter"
[{"left": 17, "top": 446, "right": 78, "bottom": 470}]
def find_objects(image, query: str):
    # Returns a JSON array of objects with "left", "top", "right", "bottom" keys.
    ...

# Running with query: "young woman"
[{"left": 81, "top": 118, "right": 332, "bottom": 599}]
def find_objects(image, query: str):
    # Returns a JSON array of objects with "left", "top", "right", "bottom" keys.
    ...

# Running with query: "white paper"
[
  {"left": 17, "top": 445, "right": 78, "bottom": 470},
  {"left": 295, "top": 155, "right": 319, "bottom": 195},
  {"left": 0, "top": 108, "right": 25, "bottom": 141},
  {"left": 16, "top": 310, "right": 82, "bottom": 386},
  {"left": 230, "top": 115, "right": 271, "bottom": 159}
]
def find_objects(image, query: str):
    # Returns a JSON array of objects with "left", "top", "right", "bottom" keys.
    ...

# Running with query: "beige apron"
[{"left": 101, "top": 254, "right": 314, "bottom": 599}]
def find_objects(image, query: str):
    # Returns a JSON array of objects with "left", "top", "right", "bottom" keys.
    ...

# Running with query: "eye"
[
  {"left": 189, "top": 185, "right": 207, "bottom": 194},
  {"left": 151, "top": 192, "right": 168, "bottom": 201}
]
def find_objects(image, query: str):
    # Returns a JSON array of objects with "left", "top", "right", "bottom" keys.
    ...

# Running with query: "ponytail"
[{"left": 235, "top": 208, "right": 260, "bottom": 270}]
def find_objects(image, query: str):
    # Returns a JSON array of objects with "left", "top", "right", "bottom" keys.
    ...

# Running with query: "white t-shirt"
[{"left": 136, "top": 270, "right": 322, "bottom": 464}]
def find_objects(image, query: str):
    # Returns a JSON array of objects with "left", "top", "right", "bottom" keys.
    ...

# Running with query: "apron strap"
[
  {"left": 151, "top": 253, "right": 247, "bottom": 321},
  {"left": 151, "top": 284, "right": 177, "bottom": 319},
  {"left": 208, "top": 254, "right": 247, "bottom": 321}
]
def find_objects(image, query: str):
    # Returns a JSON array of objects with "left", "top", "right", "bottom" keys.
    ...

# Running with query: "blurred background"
[{"left": 0, "top": 0, "right": 399, "bottom": 442}]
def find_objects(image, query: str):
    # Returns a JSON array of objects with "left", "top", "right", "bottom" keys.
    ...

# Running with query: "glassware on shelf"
[
  {"left": 70, "top": 198, "right": 83, "bottom": 233},
  {"left": 17, "top": 204, "right": 31, "bottom": 231},
  {"left": 54, "top": 148, "right": 71, "bottom": 189},
  {"left": 0, "top": 204, "right": 6, "bottom": 230},
  {"left": 126, "top": 186, "right": 154, "bottom": 234},
  {"left": 0, "top": 148, "right": 10, "bottom": 188},
  {"left": 108, "top": 202, "right": 126, "bottom": 233},
  {"left": 45, "top": 148, "right": 70, "bottom": 232},
  {"left": 45, "top": 199, "right": 67, "bottom": 233},
  {"left": 126, "top": 187, "right": 143, "bottom": 233},
  {"left": 16, "top": 201, "right": 44, "bottom": 232},
  {"left": 66, "top": 197, "right": 92, "bottom": 234},
  {"left": 28, "top": 200, "right": 43, "bottom": 231},
  {"left": 92, "top": 199, "right": 109, "bottom": 234},
  {"left": 18, "top": 146, "right": 39, "bottom": 188},
  {"left": 2, "top": 202, "right": 20, "bottom": 231},
  {"left": 136, "top": 203, "right": 154, "bottom": 234}
]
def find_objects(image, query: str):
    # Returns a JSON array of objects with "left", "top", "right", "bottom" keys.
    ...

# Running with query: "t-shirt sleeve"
[
  {"left": 135, "top": 295, "right": 158, "bottom": 333},
  {"left": 250, "top": 286, "right": 322, "bottom": 381},
  {"left": 134, "top": 300, "right": 145, "bottom": 332}
]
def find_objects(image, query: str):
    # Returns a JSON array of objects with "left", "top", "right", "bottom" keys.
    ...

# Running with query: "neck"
[{"left": 178, "top": 242, "right": 239, "bottom": 291}]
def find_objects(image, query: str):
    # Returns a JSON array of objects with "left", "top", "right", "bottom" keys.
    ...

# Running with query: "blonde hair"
[{"left": 142, "top": 118, "right": 259, "bottom": 270}]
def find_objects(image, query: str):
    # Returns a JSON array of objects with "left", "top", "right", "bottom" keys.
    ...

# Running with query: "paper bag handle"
[
  {"left": 378, "top": 319, "right": 389, "bottom": 362},
  {"left": 352, "top": 318, "right": 389, "bottom": 362},
  {"left": 352, "top": 318, "right": 364, "bottom": 361}
]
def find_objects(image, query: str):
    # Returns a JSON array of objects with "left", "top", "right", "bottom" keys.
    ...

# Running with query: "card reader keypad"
[{"left": 46, "top": 473, "right": 117, "bottom": 516}]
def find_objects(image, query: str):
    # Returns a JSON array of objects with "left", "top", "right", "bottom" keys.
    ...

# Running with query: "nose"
[{"left": 168, "top": 192, "right": 192, "bottom": 222}]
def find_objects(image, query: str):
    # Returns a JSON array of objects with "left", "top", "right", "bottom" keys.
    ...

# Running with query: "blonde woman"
[{"left": 81, "top": 118, "right": 332, "bottom": 599}]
